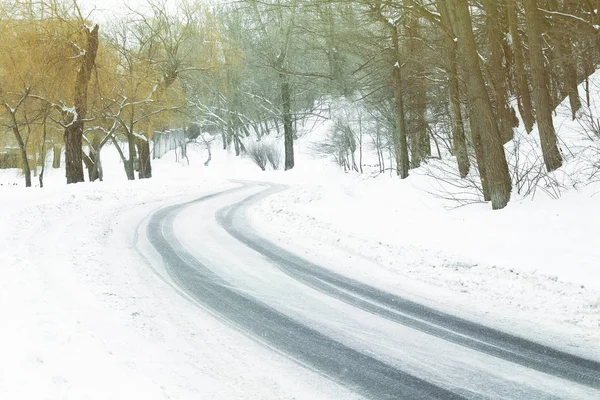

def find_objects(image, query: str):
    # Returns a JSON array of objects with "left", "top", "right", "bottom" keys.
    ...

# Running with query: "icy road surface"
[{"left": 142, "top": 181, "right": 600, "bottom": 400}]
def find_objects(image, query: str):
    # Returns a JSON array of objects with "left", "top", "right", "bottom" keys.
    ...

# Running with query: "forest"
[{"left": 0, "top": 0, "right": 598, "bottom": 210}]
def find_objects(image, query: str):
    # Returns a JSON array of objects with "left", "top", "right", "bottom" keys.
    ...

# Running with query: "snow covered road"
[{"left": 144, "top": 181, "right": 600, "bottom": 400}]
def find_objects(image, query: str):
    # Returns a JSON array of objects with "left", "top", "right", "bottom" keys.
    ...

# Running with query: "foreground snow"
[{"left": 0, "top": 158, "right": 359, "bottom": 399}]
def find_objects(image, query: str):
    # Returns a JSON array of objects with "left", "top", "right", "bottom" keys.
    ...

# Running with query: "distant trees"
[
  {"left": 0, "top": 0, "right": 598, "bottom": 209},
  {"left": 0, "top": 0, "right": 217, "bottom": 185}
]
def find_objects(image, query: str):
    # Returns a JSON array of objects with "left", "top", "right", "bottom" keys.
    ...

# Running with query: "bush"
[
  {"left": 265, "top": 144, "right": 281, "bottom": 170},
  {"left": 246, "top": 141, "right": 281, "bottom": 171},
  {"left": 246, "top": 142, "right": 268, "bottom": 171}
]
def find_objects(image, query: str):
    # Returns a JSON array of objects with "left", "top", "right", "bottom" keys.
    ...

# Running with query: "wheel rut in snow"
[
  {"left": 215, "top": 181, "right": 600, "bottom": 391},
  {"left": 147, "top": 185, "right": 467, "bottom": 400}
]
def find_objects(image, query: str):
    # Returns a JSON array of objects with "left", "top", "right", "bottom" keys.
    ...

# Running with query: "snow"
[
  {"left": 0, "top": 147, "right": 359, "bottom": 399},
  {"left": 248, "top": 175, "right": 600, "bottom": 359},
  {"left": 133, "top": 131, "right": 149, "bottom": 141},
  {"left": 538, "top": 9, "right": 593, "bottom": 26},
  {"left": 1, "top": 66, "right": 600, "bottom": 398}
]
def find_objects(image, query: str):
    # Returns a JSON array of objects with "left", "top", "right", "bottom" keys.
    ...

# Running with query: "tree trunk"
[
  {"left": 64, "top": 122, "right": 85, "bottom": 184},
  {"left": 126, "top": 130, "right": 136, "bottom": 180},
  {"left": 136, "top": 136, "right": 152, "bottom": 179},
  {"left": 450, "top": 0, "right": 512, "bottom": 209},
  {"left": 83, "top": 135, "right": 101, "bottom": 182},
  {"left": 11, "top": 125, "right": 31, "bottom": 187},
  {"left": 469, "top": 114, "right": 491, "bottom": 201},
  {"left": 507, "top": 0, "right": 535, "bottom": 133},
  {"left": 358, "top": 113, "right": 364, "bottom": 174},
  {"left": 280, "top": 72, "right": 295, "bottom": 170},
  {"left": 64, "top": 24, "right": 99, "bottom": 184},
  {"left": 560, "top": 41, "right": 581, "bottom": 120},
  {"left": 221, "top": 129, "right": 227, "bottom": 150},
  {"left": 523, "top": 0, "right": 563, "bottom": 172},
  {"left": 405, "top": 10, "right": 430, "bottom": 167},
  {"left": 39, "top": 118, "right": 47, "bottom": 188},
  {"left": 391, "top": 24, "right": 410, "bottom": 179},
  {"left": 33, "top": 152, "right": 37, "bottom": 177},
  {"left": 82, "top": 151, "right": 99, "bottom": 182},
  {"left": 204, "top": 139, "right": 212, "bottom": 167},
  {"left": 438, "top": 0, "right": 470, "bottom": 178},
  {"left": 96, "top": 148, "right": 104, "bottom": 182},
  {"left": 233, "top": 132, "right": 241, "bottom": 156},
  {"left": 583, "top": 39, "right": 595, "bottom": 107},
  {"left": 548, "top": 0, "right": 582, "bottom": 120},
  {"left": 52, "top": 143, "right": 61, "bottom": 168},
  {"left": 484, "top": 0, "right": 515, "bottom": 144},
  {"left": 111, "top": 136, "right": 134, "bottom": 180}
]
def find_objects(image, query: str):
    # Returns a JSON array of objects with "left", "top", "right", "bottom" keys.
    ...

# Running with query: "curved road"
[{"left": 144, "top": 181, "right": 600, "bottom": 399}]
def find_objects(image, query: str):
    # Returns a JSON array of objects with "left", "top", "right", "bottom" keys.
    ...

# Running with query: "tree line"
[{"left": 0, "top": 0, "right": 597, "bottom": 209}]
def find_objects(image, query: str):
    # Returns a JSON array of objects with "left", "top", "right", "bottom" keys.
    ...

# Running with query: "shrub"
[
  {"left": 246, "top": 142, "right": 268, "bottom": 171},
  {"left": 265, "top": 144, "right": 281, "bottom": 170}
]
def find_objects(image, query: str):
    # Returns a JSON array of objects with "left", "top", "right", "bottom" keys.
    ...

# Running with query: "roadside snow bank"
[{"left": 249, "top": 177, "right": 600, "bottom": 360}]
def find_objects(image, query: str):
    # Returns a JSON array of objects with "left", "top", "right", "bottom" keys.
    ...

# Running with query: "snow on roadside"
[
  {"left": 0, "top": 162, "right": 361, "bottom": 399},
  {"left": 248, "top": 177, "right": 600, "bottom": 360}
]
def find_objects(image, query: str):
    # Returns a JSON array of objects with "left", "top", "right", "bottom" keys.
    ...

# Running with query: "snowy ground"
[
  {"left": 249, "top": 173, "right": 600, "bottom": 360},
  {"left": 0, "top": 152, "right": 360, "bottom": 399},
  {"left": 2, "top": 76, "right": 600, "bottom": 397}
]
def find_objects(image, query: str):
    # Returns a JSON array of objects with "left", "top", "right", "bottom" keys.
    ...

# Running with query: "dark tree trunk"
[
  {"left": 438, "top": 0, "right": 470, "bottom": 178},
  {"left": 523, "top": 0, "right": 563, "bottom": 172},
  {"left": 82, "top": 151, "right": 99, "bottom": 182},
  {"left": 52, "top": 143, "right": 61, "bottom": 168},
  {"left": 64, "top": 121, "right": 85, "bottom": 184},
  {"left": 64, "top": 24, "right": 99, "bottom": 184},
  {"left": 204, "top": 139, "right": 212, "bottom": 166},
  {"left": 450, "top": 0, "right": 512, "bottom": 209},
  {"left": 221, "top": 129, "right": 227, "bottom": 150},
  {"left": 233, "top": 131, "right": 241, "bottom": 156},
  {"left": 507, "top": 0, "right": 535, "bottom": 133},
  {"left": 583, "top": 39, "right": 595, "bottom": 107},
  {"left": 561, "top": 42, "right": 582, "bottom": 120},
  {"left": 136, "top": 136, "right": 152, "bottom": 179},
  {"left": 280, "top": 72, "right": 294, "bottom": 170},
  {"left": 124, "top": 161, "right": 135, "bottom": 180},
  {"left": 469, "top": 114, "right": 491, "bottom": 201},
  {"left": 591, "top": 2, "right": 600, "bottom": 55},
  {"left": 83, "top": 134, "right": 102, "bottom": 182},
  {"left": 12, "top": 125, "right": 31, "bottom": 188},
  {"left": 548, "top": 0, "right": 582, "bottom": 120},
  {"left": 484, "top": 0, "right": 514, "bottom": 144},
  {"left": 125, "top": 130, "right": 136, "bottom": 180},
  {"left": 39, "top": 117, "right": 48, "bottom": 188}
]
